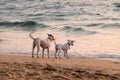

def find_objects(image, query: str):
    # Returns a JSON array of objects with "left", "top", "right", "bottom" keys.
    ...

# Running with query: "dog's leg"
[
  {"left": 66, "top": 51, "right": 69, "bottom": 59},
  {"left": 36, "top": 43, "right": 40, "bottom": 58},
  {"left": 32, "top": 42, "right": 36, "bottom": 58},
  {"left": 58, "top": 50, "right": 61, "bottom": 59},
  {"left": 63, "top": 51, "right": 66, "bottom": 57},
  {"left": 42, "top": 48, "right": 45, "bottom": 58},
  {"left": 47, "top": 48, "right": 50, "bottom": 58},
  {"left": 55, "top": 49, "right": 58, "bottom": 59}
]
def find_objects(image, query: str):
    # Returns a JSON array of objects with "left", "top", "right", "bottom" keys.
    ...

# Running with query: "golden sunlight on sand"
[{"left": 0, "top": 54, "right": 119, "bottom": 80}]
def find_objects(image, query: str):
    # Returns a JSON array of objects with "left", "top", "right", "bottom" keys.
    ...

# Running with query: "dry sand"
[{"left": 0, "top": 53, "right": 120, "bottom": 80}]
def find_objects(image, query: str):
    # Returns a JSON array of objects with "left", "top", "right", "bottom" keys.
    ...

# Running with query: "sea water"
[{"left": 0, "top": 0, "right": 120, "bottom": 60}]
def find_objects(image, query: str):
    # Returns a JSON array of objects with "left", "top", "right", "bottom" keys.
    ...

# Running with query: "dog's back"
[
  {"left": 40, "top": 39, "right": 50, "bottom": 49},
  {"left": 55, "top": 43, "right": 69, "bottom": 51}
]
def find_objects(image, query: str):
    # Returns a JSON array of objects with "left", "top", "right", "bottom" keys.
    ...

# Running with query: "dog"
[
  {"left": 29, "top": 32, "right": 55, "bottom": 58},
  {"left": 54, "top": 40, "right": 75, "bottom": 59}
]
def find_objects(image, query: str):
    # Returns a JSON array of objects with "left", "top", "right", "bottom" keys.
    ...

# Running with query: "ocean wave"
[
  {"left": 113, "top": 3, "right": 120, "bottom": 12},
  {"left": 61, "top": 26, "right": 97, "bottom": 35},
  {"left": 113, "top": 3, "right": 120, "bottom": 8},
  {"left": 86, "top": 23, "right": 102, "bottom": 27},
  {"left": 86, "top": 23, "right": 120, "bottom": 28},
  {"left": 0, "top": 21, "right": 37, "bottom": 27},
  {"left": 0, "top": 39, "right": 3, "bottom": 43},
  {"left": 28, "top": 13, "right": 44, "bottom": 16},
  {"left": 102, "top": 23, "right": 120, "bottom": 28},
  {"left": 61, "top": 26, "right": 84, "bottom": 31},
  {"left": 0, "top": 21, "right": 49, "bottom": 31}
]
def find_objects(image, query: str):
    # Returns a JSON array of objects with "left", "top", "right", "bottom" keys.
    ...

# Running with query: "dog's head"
[
  {"left": 67, "top": 40, "right": 75, "bottom": 46},
  {"left": 47, "top": 33, "right": 55, "bottom": 42}
]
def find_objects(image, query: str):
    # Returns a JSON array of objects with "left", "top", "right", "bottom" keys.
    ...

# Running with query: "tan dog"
[
  {"left": 54, "top": 40, "right": 75, "bottom": 59},
  {"left": 29, "top": 32, "right": 55, "bottom": 58}
]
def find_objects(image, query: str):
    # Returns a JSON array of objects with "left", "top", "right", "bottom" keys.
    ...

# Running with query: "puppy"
[
  {"left": 29, "top": 32, "right": 55, "bottom": 58},
  {"left": 54, "top": 40, "right": 75, "bottom": 59}
]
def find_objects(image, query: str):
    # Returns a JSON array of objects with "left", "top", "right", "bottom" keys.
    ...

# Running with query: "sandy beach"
[
  {"left": 0, "top": 0, "right": 120, "bottom": 80},
  {"left": 0, "top": 53, "right": 119, "bottom": 80}
]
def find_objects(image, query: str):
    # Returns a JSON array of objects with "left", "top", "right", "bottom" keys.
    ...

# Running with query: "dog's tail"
[{"left": 29, "top": 32, "right": 35, "bottom": 40}]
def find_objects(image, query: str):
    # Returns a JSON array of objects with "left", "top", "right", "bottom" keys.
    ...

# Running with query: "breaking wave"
[
  {"left": 61, "top": 26, "right": 97, "bottom": 35},
  {"left": 86, "top": 23, "right": 120, "bottom": 28},
  {"left": 0, "top": 21, "right": 49, "bottom": 31},
  {"left": 0, "top": 21, "right": 37, "bottom": 27}
]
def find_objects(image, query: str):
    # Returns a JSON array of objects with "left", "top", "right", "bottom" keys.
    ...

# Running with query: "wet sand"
[{"left": 0, "top": 53, "right": 120, "bottom": 80}]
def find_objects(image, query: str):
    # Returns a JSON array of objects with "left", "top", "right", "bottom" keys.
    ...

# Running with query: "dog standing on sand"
[
  {"left": 29, "top": 32, "right": 55, "bottom": 58},
  {"left": 54, "top": 40, "right": 75, "bottom": 59}
]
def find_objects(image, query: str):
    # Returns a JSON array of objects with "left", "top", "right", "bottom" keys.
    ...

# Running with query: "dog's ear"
[
  {"left": 67, "top": 40, "right": 70, "bottom": 41},
  {"left": 72, "top": 40, "right": 75, "bottom": 42},
  {"left": 47, "top": 33, "right": 51, "bottom": 36}
]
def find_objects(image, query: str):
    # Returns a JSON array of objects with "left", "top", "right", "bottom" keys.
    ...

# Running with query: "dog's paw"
[
  {"left": 67, "top": 57, "right": 69, "bottom": 59},
  {"left": 37, "top": 56, "right": 39, "bottom": 58},
  {"left": 32, "top": 56, "right": 34, "bottom": 58},
  {"left": 59, "top": 56, "right": 62, "bottom": 59}
]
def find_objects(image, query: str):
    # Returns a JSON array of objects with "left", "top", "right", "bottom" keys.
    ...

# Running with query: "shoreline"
[
  {"left": 0, "top": 52, "right": 120, "bottom": 62},
  {"left": 0, "top": 53, "right": 120, "bottom": 80}
]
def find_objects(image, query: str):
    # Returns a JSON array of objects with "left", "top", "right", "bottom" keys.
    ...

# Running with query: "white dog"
[
  {"left": 54, "top": 40, "right": 75, "bottom": 59},
  {"left": 29, "top": 32, "right": 55, "bottom": 58}
]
